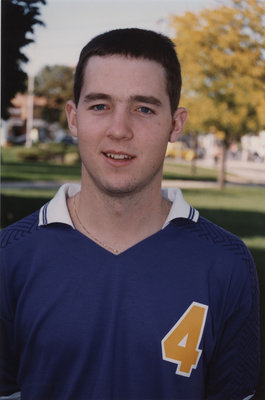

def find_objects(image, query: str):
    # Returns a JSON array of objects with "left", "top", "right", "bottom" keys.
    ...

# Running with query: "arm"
[
  {"left": 0, "top": 258, "right": 20, "bottom": 398},
  {"left": 206, "top": 248, "right": 260, "bottom": 400}
]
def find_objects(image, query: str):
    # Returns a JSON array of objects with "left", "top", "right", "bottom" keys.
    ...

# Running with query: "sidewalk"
[
  {"left": 2, "top": 180, "right": 214, "bottom": 190},
  {"left": 2, "top": 177, "right": 264, "bottom": 190},
  {"left": 196, "top": 158, "right": 265, "bottom": 186},
  {"left": 2, "top": 181, "right": 65, "bottom": 190}
]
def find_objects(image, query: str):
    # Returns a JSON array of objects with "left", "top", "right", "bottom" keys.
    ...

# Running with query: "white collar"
[{"left": 39, "top": 183, "right": 199, "bottom": 228}]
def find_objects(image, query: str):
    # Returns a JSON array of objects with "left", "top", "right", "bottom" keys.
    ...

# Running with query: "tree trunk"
[
  {"left": 218, "top": 139, "right": 227, "bottom": 189},
  {"left": 190, "top": 131, "right": 197, "bottom": 176}
]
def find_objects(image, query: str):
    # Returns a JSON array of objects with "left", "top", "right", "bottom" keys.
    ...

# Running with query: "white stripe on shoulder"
[
  {"left": 242, "top": 395, "right": 255, "bottom": 400},
  {"left": 0, "top": 392, "right": 21, "bottom": 399}
]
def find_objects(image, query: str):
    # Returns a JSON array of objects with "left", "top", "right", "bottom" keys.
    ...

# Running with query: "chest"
[{"left": 14, "top": 240, "right": 217, "bottom": 368}]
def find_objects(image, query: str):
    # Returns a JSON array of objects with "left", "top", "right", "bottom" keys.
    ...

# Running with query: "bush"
[{"left": 17, "top": 143, "right": 79, "bottom": 163}]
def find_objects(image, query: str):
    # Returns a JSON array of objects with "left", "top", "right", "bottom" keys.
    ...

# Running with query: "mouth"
[{"left": 103, "top": 152, "right": 135, "bottom": 161}]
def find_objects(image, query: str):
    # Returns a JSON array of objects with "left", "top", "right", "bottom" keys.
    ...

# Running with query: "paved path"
[
  {"left": 2, "top": 180, "right": 216, "bottom": 190},
  {"left": 2, "top": 181, "right": 65, "bottom": 190},
  {"left": 2, "top": 178, "right": 264, "bottom": 190},
  {"left": 196, "top": 158, "right": 265, "bottom": 186}
]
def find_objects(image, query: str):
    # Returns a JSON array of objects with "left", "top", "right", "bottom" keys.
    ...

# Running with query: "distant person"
[
  {"left": 0, "top": 28, "right": 260, "bottom": 400},
  {"left": 213, "top": 143, "right": 221, "bottom": 165},
  {"left": 229, "top": 141, "right": 239, "bottom": 159}
]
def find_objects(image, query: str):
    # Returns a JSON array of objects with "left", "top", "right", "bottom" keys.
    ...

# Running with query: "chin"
[
  {"left": 100, "top": 179, "right": 142, "bottom": 197},
  {"left": 86, "top": 169, "right": 161, "bottom": 197},
  {"left": 103, "top": 184, "right": 138, "bottom": 197}
]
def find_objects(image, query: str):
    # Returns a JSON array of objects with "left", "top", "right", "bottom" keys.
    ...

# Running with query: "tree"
[
  {"left": 1, "top": 0, "right": 46, "bottom": 120},
  {"left": 34, "top": 65, "right": 74, "bottom": 128},
  {"left": 170, "top": 0, "right": 265, "bottom": 187}
]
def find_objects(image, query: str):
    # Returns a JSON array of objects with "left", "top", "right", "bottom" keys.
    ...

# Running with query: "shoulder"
[
  {"left": 169, "top": 216, "right": 258, "bottom": 288},
  {"left": 173, "top": 215, "right": 252, "bottom": 261},
  {"left": 196, "top": 216, "right": 254, "bottom": 270},
  {"left": 0, "top": 210, "right": 41, "bottom": 250}
]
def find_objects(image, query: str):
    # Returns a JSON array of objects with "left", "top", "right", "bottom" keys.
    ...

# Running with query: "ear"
[
  {"left": 169, "top": 107, "right": 188, "bottom": 143},
  {"left": 65, "top": 100, "right": 78, "bottom": 137}
]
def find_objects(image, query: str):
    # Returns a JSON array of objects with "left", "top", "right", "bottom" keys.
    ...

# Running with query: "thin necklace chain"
[{"left": 73, "top": 195, "right": 120, "bottom": 255}]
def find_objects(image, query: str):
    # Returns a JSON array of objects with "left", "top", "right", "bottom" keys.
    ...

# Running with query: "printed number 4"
[{"left": 161, "top": 302, "right": 208, "bottom": 377}]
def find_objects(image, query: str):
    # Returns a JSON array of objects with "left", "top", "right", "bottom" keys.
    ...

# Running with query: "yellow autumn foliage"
[{"left": 170, "top": 0, "right": 265, "bottom": 141}]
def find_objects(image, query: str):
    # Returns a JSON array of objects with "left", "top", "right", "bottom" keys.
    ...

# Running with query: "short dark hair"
[{"left": 74, "top": 28, "right": 182, "bottom": 113}]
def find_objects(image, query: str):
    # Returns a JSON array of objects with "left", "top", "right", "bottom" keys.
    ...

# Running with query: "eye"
[
  {"left": 138, "top": 106, "right": 154, "bottom": 114},
  {"left": 90, "top": 104, "right": 107, "bottom": 111}
]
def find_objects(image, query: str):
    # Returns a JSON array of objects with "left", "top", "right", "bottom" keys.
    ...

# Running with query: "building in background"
[{"left": 0, "top": 93, "right": 49, "bottom": 146}]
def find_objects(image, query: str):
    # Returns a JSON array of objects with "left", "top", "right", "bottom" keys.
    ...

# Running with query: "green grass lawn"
[
  {"left": 1, "top": 145, "right": 81, "bottom": 181},
  {"left": 1, "top": 161, "right": 82, "bottom": 182},
  {"left": 164, "top": 159, "right": 219, "bottom": 181}
]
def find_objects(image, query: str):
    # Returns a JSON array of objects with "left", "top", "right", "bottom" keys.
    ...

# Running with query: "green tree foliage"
[
  {"left": 34, "top": 65, "right": 74, "bottom": 128},
  {"left": 1, "top": 0, "right": 46, "bottom": 120},
  {"left": 171, "top": 0, "right": 265, "bottom": 186}
]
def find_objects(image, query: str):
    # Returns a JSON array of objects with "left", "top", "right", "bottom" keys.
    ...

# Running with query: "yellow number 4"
[{"left": 161, "top": 302, "right": 208, "bottom": 377}]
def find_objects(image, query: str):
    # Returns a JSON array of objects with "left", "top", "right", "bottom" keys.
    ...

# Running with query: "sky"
[{"left": 24, "top": 0, "right": 219, "bottom": 75}]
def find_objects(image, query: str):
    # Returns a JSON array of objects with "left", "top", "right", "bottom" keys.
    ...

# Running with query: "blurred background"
[{"left": 1, "top": 0, "right": 265, "bottom": 397}]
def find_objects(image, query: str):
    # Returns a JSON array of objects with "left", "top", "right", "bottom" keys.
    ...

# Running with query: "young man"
[{"left": 0, "top": 28, "right": 260, "bottom": 399}]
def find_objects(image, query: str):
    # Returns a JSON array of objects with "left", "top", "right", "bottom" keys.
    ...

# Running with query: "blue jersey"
[{"left": 0, "top": 202, "right": 260, "bottom": 399}]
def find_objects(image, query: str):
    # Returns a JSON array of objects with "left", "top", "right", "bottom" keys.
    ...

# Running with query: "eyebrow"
[
  {"left": 83, "top": 93, "right": 162, "bottom": 107},
  {"left": 83, "top": 93, "right": 111, "bottom": 102},
  {"left": 130, "top": 95, "right": 162, "bottom": 107}
]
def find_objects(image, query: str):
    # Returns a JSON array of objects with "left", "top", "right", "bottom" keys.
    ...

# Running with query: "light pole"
[{"left": 25, "top": 74, "right": 34, "bottom": 148}]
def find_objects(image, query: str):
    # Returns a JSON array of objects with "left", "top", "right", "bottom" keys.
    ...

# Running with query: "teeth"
[{"left": 106, "top": 153, "right": 132, "bottom": 160}]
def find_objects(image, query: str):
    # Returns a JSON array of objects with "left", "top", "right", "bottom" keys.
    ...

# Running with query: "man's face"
[{"left": 66, "top": 55, "right": 186, "bottom": 197}]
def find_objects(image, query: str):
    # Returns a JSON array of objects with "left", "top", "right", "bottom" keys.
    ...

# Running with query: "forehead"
[{"left": 80, "top": 55, "right": 168, "bottom": 99}]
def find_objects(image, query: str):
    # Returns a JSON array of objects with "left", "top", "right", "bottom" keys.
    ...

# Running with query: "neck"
[{"left": 68, "top": 180, "right": 171, "bottom": 254}]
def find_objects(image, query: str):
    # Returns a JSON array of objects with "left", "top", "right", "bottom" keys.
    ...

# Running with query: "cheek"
[
  {"left": 147, "top": 125, "right": 171, "bottom": 152},
  {"left": 76, "top": 120, "right": 98, "bottom": 144},
  {"left": 142, "top": 138, "right": 169, "bottom": 169}
]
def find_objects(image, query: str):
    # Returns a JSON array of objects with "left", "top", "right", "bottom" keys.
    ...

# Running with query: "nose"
[{"left": 106, "top": 108, "right": 133, "bottom": 140}]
